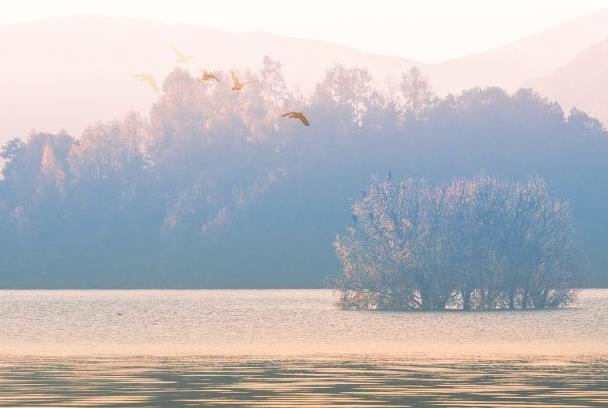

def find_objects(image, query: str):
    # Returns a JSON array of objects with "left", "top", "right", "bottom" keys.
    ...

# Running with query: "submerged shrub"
[{"left": 335, "top": 175, "right": 583, "bottom": 311}]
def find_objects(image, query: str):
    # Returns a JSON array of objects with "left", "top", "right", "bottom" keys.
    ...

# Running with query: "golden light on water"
[
  {"left": 1, "top": 290, "right": 607, "bottom": 405},
  {"left": 1, "top": 356, "right": 606, "bottom": 406}
]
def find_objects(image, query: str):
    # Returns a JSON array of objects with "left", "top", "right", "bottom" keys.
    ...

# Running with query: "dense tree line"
[
  {"left": 335, "top": 175, "right": 582, "bottom": 310},
  {"left": 0, "top": 58, "right": 606, "bottom": 288}
]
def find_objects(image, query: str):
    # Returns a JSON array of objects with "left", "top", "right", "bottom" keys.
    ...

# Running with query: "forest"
[{"left": 0, "top": 57, "right": 606, "bottom": 288}]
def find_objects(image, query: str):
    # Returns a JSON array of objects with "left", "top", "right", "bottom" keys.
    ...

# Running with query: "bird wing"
[
  {"left": 297, "top": 113, "right": 310, "bottom": 126},
  {"left": 282, "top": 112, "right": 299, "bottom": 117},
  {"left": 171, "top": 45, "right": 187, "bottom": 59},
  {"left": 202, "top": 70, "right": 219, "bottom": 81},
  {"left": 134, "top": 74, "right": 158, "bottom": 92},
  {"left": 231, "top": 71, "right": 240, "bottom": 85},
  {"left": 145, "top": 77, "right": 159, "bottom": 92}
]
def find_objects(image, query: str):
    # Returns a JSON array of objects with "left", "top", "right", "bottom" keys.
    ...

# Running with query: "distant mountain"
[
  {"left": 526, "top": 39, "right": 608, "bottom": 127},
  {"left": 2, "top": 12, "right": 608, "bottom": 142},
  {"left": 427, "top": 10, "right": 608, "bottom": 93},
  {"left": 0, "top": 16, "right": 418, "bottom": 143}
]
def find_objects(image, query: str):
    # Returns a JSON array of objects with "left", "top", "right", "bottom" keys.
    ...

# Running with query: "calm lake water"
[{"left": 1, "top": 289, "right": 607, "bottom": 406}]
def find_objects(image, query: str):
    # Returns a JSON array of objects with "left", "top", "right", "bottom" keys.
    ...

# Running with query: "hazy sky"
[{"left": 1, "top": 0, "right": 607, "bottom": 62}]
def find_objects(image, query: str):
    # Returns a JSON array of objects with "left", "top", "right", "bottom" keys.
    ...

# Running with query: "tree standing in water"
[{"left": 334, "top": 175, "right": 583, "bottom": 311}]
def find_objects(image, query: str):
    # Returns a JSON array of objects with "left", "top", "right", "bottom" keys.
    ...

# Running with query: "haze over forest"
[
  {"left": 2, "top": 11, "right": 608, "bottom": 141},
  {"left": 1, "top": 12, "right": 607, "bottom": 288},
  {"left": 2, "top": 61, "right": 607, "bottom": 287}
]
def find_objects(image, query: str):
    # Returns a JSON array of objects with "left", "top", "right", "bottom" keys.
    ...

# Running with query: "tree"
[
  {"left": 258, "top": 56, "right": 290, "bottom": 107},
  {"left": 400, "top": 66, "right": 436, "bottom": 120},
  {"left": 335, "top": 175, "right": 583, "bottom": 310},
  {"left": 312, "top": 64, "right": 373, "bottom": 126}
]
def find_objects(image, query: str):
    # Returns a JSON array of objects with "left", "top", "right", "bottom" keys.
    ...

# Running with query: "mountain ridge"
[
  {"left": 2, "top": 11, "right": 608, "bottom": 142},
  {"left": 526, "top": 37, "right": 608, "bottom": 126}
]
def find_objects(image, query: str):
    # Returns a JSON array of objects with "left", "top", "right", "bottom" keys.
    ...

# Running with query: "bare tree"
[{"left": 335, "top": 175, "right": 583, "bottom": 311}]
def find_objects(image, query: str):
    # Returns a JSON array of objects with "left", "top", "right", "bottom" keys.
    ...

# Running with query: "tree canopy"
[{"left": 335, "top": 175, "right": 583, "bottom": 310}]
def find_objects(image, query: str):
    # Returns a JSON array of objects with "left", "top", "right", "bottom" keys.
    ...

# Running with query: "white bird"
[
  {"left": 133, "top": 74, "right": 159, "bottom": 93},
  {"left": 171, "top": 46, "right": 193, "bottom": 64}
]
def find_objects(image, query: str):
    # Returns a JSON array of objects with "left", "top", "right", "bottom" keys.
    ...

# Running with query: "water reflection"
[
  {"left": 1, "top": 290, "right": 607, "bottom": 356},
  {"left": 0, "top": 356, "right": 607, "bottom": 407},
  {"left": 1, "top": 290, "right": 608, "bottom": 406}
]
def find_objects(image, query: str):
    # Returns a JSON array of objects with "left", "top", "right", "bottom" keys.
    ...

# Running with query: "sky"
[{"left": 1, "top": 0, "right": 607, "bottom": 62}]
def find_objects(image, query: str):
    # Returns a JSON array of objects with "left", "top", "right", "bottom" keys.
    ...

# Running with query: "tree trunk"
[
  {"left": 462, "top": 288, "right": 471, "bottom": 311},
  {"left": 420, "top": 287, "right": 434, "bottom": 310},
  {"left": 421, "top": 293, "right": 433, "bottom": 310},
  {"left": 479, "top": 289, "right": 487, "bottom": 310}
]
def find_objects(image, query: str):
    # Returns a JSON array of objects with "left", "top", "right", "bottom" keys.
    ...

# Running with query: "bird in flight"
[
  {"left": 171, "top": 46, "right": 193, "bottom": 64},
  {"left": 230, "top": 71, "right": 254, "bottom": 91},
  {"left": 201, "top": 69, "right": 220, "bottom": 82},
  {"left": 133, "top": 74, "right": 159, "bottom": 93},
  {"left": 282, "top": 111, "right": 310, "bottom": 126}
]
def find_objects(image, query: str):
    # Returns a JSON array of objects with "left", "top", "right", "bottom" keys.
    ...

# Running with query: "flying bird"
[
  {"left": 230, "top": 71, "right": 254, "bottom": 91},
  {"left": 282, "top": 111, "right": 310, "bottom": 126},
  {"left": 201, "top": 69, "right": 219, "bottom": 82},
  {"left": 171, "top": 46, "right": 193, "bottom": 64},
  {"left": 133, "top": 74, "right": 159, "bottom": 93}
]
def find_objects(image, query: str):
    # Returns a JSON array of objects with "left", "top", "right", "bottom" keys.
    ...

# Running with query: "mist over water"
[
  {"left": 2, "top": 289, "right": 607, "bottom": 357},
  {"left": 1, "top": 289, "right": 607, "bottom": 406}
]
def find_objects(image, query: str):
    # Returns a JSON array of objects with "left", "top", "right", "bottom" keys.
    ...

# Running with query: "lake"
[{"left": 1, "top": 289, "right": 607, "bottom": 406}]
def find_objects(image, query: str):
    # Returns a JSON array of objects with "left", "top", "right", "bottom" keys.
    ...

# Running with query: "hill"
[
  {"left": 2, "top": 11, "right": 608, "bottom": 142},
  {"left": 1, "top": 67, "right": 606, "bottom": 288},
  {"left": 526, "top": 38, "right": 608, "bottom": 126}
]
